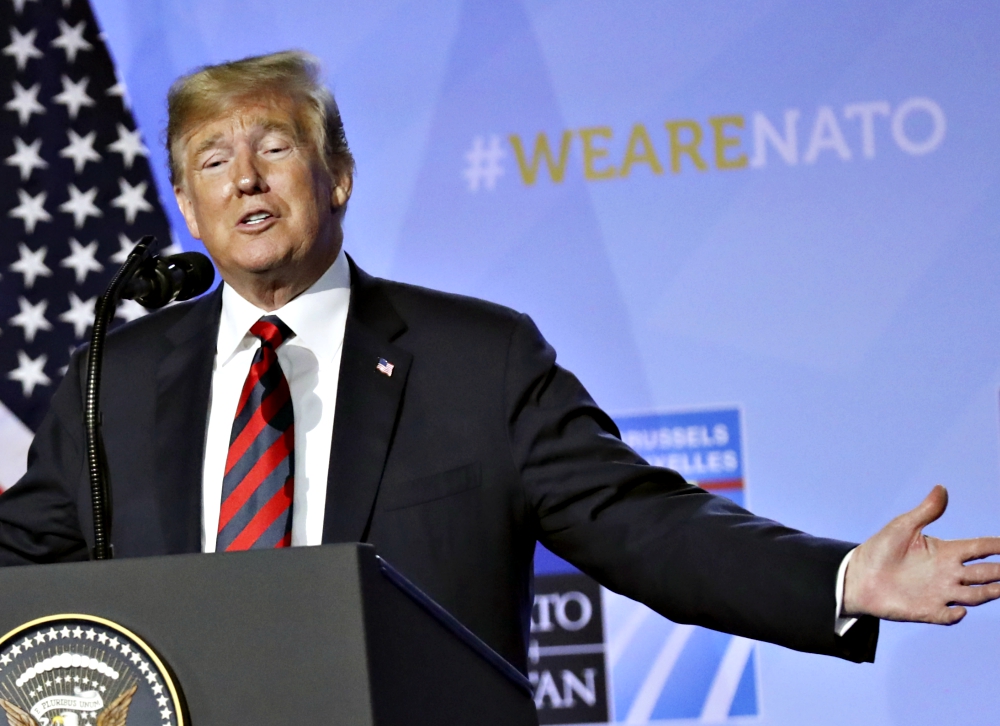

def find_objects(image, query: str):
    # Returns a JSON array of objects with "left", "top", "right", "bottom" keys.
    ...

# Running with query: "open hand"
[{"left": 843, "top": 485, "right": 1000, "bottom": 624}]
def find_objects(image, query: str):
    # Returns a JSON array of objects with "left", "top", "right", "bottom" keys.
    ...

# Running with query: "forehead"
[{"left": 182, "top": 97, "right": 304, "bottom": 153}]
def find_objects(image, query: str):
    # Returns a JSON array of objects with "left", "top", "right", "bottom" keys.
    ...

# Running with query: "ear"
[
  {"left": 173, "top": 185, "right": 202, "bottom": 240},
  {"left": 331, "top": 172, "right": 353, "bottom": 209}
]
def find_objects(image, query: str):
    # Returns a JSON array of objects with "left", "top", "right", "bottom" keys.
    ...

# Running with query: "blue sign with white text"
[
  {"left": 604, "top": 408, "right": 756, "bottom": 723},
  {"left": 533, "top": 407, "right": 757, "bottom": 724},
  {"left": 617, "top": 408, "right": 744, "bottom": 505}
]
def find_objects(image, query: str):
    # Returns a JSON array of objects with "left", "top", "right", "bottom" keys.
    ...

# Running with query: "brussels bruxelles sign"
[{"left": 533, "top": 406, "right": 757, "bottom": 725}]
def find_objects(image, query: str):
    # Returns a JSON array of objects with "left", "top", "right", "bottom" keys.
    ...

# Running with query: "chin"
[{"left": 230, "top": 246, "right": 293, "bottom": 275}]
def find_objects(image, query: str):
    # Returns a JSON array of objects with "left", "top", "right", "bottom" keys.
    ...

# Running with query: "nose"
[{"left": 231, "top": 148, "right": 269, "bottom": 196}]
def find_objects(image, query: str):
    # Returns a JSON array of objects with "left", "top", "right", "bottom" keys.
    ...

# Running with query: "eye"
[
  {"left": 259, "top": 134, "right": 294, "bottom": 157},
  {"left": 200, "top": 154, "right": 228, "bottom": 171}
]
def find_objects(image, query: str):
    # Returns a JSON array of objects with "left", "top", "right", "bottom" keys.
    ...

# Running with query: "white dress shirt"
[
  {"left": 197, "top": 248, "right": 856, "bottom": 631},
  {"left": 201, "top": 249, "right": 351, "bottom": 552}
]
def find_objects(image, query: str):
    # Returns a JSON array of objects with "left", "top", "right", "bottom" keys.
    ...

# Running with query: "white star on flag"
[
  {"left": 9, "top": 243, "right": 51, "bottom": 288},
  {"left": 9, "top": 297, "right": 52, "bottom": 343},
  {"left": 111, "top": 177, "right": 153, "bottom": 224},
  {"left": 107, "top": 123, "right": 148, "bottom": 168},
  {"left": 9, "top": 188, "right": 51, "bottom": 233},
  {"left": 13, "top": 0, "right": 40, "bottom": 15},
  {"left": 3, "top": 26, "right": 43, "bottom": 71},
  {"left": 61, "top": 237, "right": 104, "bottom": 283},
  {"left": 10, "top": 0, "right": 40, "bottom": 15},
  {"left": 51, "top": 19, "right": 93, "bottom": 64},
  {"left": 8, "top": 351, "right": 51, "bottom": 397},
  {"left": 110, "top": 233, "right": 137, "bottom": 263},
  {"left": 6, "top": 136, "right": 48, "bottom": 181},
  {"left": 106, "top": 79, "right": 129, "bottom": 108},
  {"left": 59, "top": 184, "right": 102, "bottom": 228},
  {"left": 53, "top": 75, "right": 95, "bottom": 120},
  {"left": 5, "top": 81, "right": 45, "bottom": 125},
  {"left": 163, "top": 230, "right": 184, "bottom": 256},
  {"left": 115, "top": 298, "right": 148, "bottom": 322},
  {"left": 60, "top": 128, "right": 101, "bottom": 173}
]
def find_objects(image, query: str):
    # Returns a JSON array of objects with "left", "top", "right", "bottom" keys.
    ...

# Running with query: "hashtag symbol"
[{"left": 463, "top": 134, "right": 506, "bottom": 192}]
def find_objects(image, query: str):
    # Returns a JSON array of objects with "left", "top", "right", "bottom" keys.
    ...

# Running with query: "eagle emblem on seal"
[
  {"left": 0, "top": 618, "right": 183, "bottom": 726},
  {"left": 1, "top": 685, "right": 136, "bottom": 726}
]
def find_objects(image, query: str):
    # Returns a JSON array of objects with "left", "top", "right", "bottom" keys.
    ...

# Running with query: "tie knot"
[{"left": 249, "top": 315, "right": 294, "bottom": 348}]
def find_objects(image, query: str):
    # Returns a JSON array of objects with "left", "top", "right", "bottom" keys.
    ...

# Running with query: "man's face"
[{"left": 173, "top": 95, "right": 347, "bottom": 300}]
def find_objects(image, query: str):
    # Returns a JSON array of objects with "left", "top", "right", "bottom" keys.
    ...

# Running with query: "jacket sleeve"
[
  {"left": 504, "top": 313, "right": 878, "bottom": 663},
  {"left": 0, "top": 352, "right": 90, "bottom": 566}
]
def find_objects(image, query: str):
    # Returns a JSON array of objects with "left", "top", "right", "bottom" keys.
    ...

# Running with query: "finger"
[
  {"left": 960, "top": 562, "right": 1000, "bottom": 585},
  {"left": 957, "top": 536, "right": 1000, "bottom": 562},
  {"left": 951, "top": 583, "right": 1000, "bottom": 607},
  {"left": 937, "top": 605, "right": 966, "bottom": 625},
  {"left": 898, "top": 484, "right": 948, "bottom": 531}
]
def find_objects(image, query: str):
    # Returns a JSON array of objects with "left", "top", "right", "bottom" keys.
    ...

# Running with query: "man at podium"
[{"left": 1, "top": 51, "right": 999, "bottom": 673}]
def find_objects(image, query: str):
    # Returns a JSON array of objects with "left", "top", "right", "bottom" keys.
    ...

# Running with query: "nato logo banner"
[
  {"left": 533, "top": 406, "right": 757, "bottom": 724},
  {"left": 530, "top": 572, "right": 609, "bottom": 724}
]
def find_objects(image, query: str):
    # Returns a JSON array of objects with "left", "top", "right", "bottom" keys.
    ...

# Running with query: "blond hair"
[{"left": 166, "top": 50, "right": 354, "bottom": 186}]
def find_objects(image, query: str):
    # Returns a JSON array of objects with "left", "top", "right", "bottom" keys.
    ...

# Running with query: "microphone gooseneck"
[{"left": 85, "top": 239, "right": 215, "bottom": 560}]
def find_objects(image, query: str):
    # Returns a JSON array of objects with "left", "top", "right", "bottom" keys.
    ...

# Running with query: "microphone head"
[
  {"left": 121, "top": 251, "right": 215, "bottom": 309},
  {"left": 169, "top": 252, "right": 216, "bottom": 302}
]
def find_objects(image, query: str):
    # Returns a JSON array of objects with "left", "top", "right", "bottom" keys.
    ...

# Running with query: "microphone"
[
  {"left": 86, "top": 238, "right": 216, "bottom": 560},
  {"left": 121, "top": 251, "right": 215, "bottom": 309}
]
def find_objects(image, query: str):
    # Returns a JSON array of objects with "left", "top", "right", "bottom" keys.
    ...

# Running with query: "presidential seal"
[{"left": 0, "top": 615, "right": 184, "bottom": 726}]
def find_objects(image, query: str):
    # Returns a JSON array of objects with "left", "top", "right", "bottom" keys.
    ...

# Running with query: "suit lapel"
[
  {"left": 151, "top": 288, "right": 221, "bottom": 554},
  {"left": 322, "top": 261, "right": 411, "bottom": 543}
]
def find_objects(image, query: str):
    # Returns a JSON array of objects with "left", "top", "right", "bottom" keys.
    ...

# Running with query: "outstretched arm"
[{"left": 844, "top": 485, "right": 1000, "bottom": 624}]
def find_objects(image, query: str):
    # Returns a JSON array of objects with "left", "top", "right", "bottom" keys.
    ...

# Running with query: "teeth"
[{"left": 244, "top": 212, "right": 270, "bottom": 224}]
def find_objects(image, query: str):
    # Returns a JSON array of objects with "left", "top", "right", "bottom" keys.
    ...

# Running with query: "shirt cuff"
[{"left": 834, "top": 547, "right": 859, "bottom": 636}]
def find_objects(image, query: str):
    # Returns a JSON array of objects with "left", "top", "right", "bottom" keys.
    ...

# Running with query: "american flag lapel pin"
[{"left": 376, "top": 357, "right": 394, "bottom": 377}]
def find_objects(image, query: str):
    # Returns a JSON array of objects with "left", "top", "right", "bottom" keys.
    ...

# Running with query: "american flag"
[{"left": 0, "top": 0, "right": 174, "bottom": 491}]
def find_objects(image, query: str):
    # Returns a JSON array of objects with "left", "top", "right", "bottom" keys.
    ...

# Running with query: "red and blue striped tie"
[{"left": 217, "top": 315, "right": 296, "bottom": 551}]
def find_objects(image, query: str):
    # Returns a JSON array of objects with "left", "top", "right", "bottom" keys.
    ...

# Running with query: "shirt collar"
[{"left": 217, "top": 248, "right": 351, "bottom": 366}]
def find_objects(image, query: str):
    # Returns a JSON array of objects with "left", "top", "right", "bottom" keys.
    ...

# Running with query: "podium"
[{"left": 0, "top": 544, "right": 538, "bottom": 725}]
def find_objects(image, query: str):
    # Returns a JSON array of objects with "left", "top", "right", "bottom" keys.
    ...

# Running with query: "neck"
[
  {"left": 239, "top": 280, "right": 314, "bottom": 312},
  {"left": 224, "top": 237, "right": 342, "bottom": 312}
]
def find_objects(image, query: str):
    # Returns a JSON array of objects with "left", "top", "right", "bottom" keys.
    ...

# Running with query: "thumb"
[{"left": 900, "top": 484, "right": 948, "bottom": 531}]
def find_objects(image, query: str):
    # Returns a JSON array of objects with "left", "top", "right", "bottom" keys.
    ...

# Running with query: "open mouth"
[{"left": 240, "top": 210, "right": 274, "bottom": 226}]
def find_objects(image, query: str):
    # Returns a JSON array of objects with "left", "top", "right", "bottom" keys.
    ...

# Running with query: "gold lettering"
[
  {"left": 709, "top": 115, "right": 747, "bottom": 170},
  {"left": 508, "top": 131, "right": 573, "bottom": 185},
  {"left": 665, "top": 120, "right": 708, "bottom": 173},
  {"left": 620, "top": 123, "right": 664, "bottom": 177},
  {"left": 579, "top": 126, "right": 616, "bottom": 180}
]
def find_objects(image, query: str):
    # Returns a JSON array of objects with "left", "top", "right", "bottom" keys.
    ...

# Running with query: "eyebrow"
[
  {"left": 190, "top": 119, "right": 301, "bottom": 160},
  {"left": 192, "top": 133, "right": 226, "bottom": 159}
]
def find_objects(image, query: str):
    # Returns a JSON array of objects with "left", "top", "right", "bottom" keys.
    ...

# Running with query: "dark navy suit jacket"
[{"left": 0, "top": 260, "right": 878, "bottom": 669}]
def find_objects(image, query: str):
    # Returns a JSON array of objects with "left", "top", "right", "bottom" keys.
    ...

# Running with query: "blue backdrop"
[{"left": 89, "top": 1, "right": 1000, "bottom": 723}]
